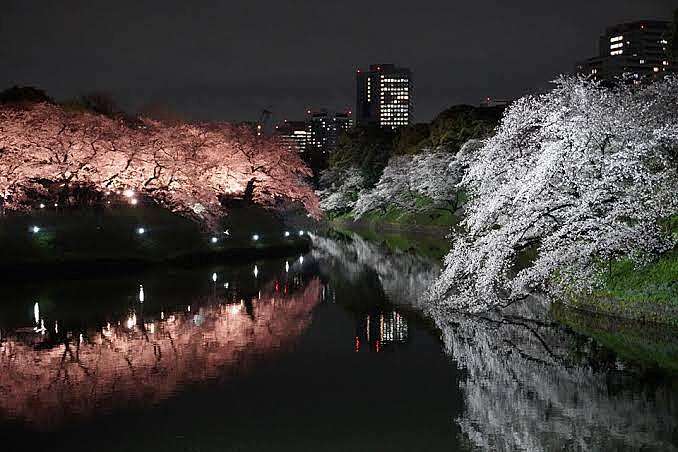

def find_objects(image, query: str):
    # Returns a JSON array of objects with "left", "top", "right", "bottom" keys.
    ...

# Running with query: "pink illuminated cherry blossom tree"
[{"left": 0, "top": 102, "right": 319, "bottom": 229}]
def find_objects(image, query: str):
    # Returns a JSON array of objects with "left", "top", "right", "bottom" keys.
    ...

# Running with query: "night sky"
[{"left": 1, "top": 1, "right": 674, "bottom": 123}]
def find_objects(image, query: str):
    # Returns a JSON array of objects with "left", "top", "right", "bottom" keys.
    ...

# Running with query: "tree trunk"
[{"left": 243, "top": 178, "right": 256, "bottom": 202}]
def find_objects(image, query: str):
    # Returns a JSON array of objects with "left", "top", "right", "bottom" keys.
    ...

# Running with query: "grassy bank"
[
  {"left": 0, "top": 203, "right": 311, "bottom": 273},
  {"left": 564, "top": 250, "right": 678, "bottom": 326},
  {"left": 553, "top": 303, "right": 678, "bottom": 374},
  {"left": 333, "top": 199, "right": 461, "bottom": 229},
  {"left": 329, "top": 221, "right": 450, "bottom": 260}
]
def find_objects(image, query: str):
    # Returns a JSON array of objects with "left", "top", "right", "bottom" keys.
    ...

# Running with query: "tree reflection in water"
[
  {"left": 313, "top": 232, "right": 678, "bottom": 451},
  {"left": 0, "top": 277, "right": 321, "bottom": 429}
]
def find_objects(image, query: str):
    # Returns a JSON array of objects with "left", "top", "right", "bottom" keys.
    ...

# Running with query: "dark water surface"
[{"left": 0, "top": 233, "right": 676, "bottom": 451}]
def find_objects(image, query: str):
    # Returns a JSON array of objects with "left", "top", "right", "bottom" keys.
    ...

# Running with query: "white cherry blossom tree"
[{"left": 427, "top": 76, "right": 678, "bottom": 312}]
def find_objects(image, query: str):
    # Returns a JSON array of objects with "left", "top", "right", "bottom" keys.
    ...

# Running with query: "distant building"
[
  {"left": 276, "top": 109, "right": 352, "bottom": 155},
  {"left": 308, "top": 109, "right": 331, "bottom": 153},
  {"left": 577, "top": 20, "right": 675, "bottom": 82},
  {"left": 275, "top": 120, "right": 311, "bottom": 153},
  {"left": 356, "top": 64, "right": 412, "bottom": 129},
  {"left": 325, "top": 111, "right": 353, "bottom": 153}
]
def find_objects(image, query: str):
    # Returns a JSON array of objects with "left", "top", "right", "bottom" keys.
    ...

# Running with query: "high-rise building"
[
  {"left": 275, "top": 120, "right": 312, "bottom": 153},
  {"left": 277, "top": 109, "right": 352, "bottom": 156},
  {"left": 309, "top": 109, "right": 353, "bottom": 154},
  {"left": 577, "top": 20, "right": 675, "bottom": 82},
  {"left": 308, "top": 109, "right": 331, "bottom": 153},
  {"left": 356, "top": 64, "right": 412, "bottom": 129},
  {"left": 331, "top": 111, "right": 353, "bottom": 152}
]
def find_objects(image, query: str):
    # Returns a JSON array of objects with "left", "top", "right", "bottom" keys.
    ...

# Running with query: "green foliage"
[
  {"left": 336, "top": 199, "right": 461, "bottom": 230},
  {"left": 660, "top": 214, "right": 678, "bottom": 241},
  {"left": 428, "top": 105, "right": 504, "bottom": 150},
  {"left": 594, "top": 251, "right": 678, "bottom": 307},
  {"left": 331, "top": 125, "right": 396, "bottom": 188},
  {"left": 394, "top": 123, "right": 430, "bottom": 155}
]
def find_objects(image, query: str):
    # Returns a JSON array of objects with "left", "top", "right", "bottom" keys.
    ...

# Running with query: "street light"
[
  {"left": 284, "top": 231, "right": 290, "bottom": 237},
  {"left": 31, "top": 225, "right": 41, "bottom": 234},
  {"left": 252, "top": 234, "right": 260, "bottom": 241},
  {"left": 137, "top": 227, "right": 145, "bottom": 235},
  {"left": 211, "top": 236, "right": 218, "bottom": 244}
]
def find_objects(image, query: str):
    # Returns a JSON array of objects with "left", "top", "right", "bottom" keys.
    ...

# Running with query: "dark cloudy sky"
[{"left": 1, "top": 1, "right": 674, "bottom": 123}]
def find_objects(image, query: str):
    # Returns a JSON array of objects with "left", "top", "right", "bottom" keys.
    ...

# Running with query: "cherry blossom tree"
[
  {"left": 0, "top": 102, "right": 319, "bottom": 229},
  {"left": 351, "top": 148, "right": 471, "bottom": 218},
  {"left": 427, "top": 76, "right": 678, "bottom": 312},
  {"left": 317, "top": 166, "right": 364, "bottom": 213}
]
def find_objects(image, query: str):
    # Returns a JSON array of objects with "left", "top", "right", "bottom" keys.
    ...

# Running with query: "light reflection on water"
[
  {"left": 312, "top": 232, "right": 678, "bottom": 451},
  {"left": 0, "top": 233, "right": 676, "bottom": 451},
  {"left": 0, "top": 272, "right": 322, "bottom": 429}
]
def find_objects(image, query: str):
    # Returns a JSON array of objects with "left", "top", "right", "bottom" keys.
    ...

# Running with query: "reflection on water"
[
  {"left": 0, "top": 273, "right": 321, "bottom": 429},
  {"left": 313, "top": 232, "right": 678, "bottom": 451},
  {"left": 436, "top": 304, "right": 678, "bottom": 451},
  {"left": 354, "top": 312, "right": 409, "bottom": 353},
  {"left": 0, "top": 232, "right": 676, "bottom": 450}
]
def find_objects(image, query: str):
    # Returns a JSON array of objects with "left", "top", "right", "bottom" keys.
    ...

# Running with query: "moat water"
[{"left": 0, "top": 233, "right": 676, "bottom": 451}]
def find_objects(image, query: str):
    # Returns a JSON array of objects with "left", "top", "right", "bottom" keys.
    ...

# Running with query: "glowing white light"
[
  {"left": 224, "top": 282, "right": 229, "bottom": 289},
  {"left": 31, "top": 226, "right": 41, "bottom": 234},
  {"left": 298, "top": 230, "right": 304, "bottom": 236},
  {"left": 139, "top": 284, "right": 145, "bottom": 303},
  {"left": 39, "top": 203, "right": 45, "bottom": 209},
  {"left": 54, "top": 203, "right": 58, "bottom": 207},
  {"left": 126, "top": 314, "right": 136, "bottom": 329},
  {"left": 130, "top": 198, "right": 138, "bottom": 205},
  {"left": 187, "top": 305, "right": 191, "bottom": 312},
  {"left": 253, "top": 265, "right": 259, "bottom": 278},
  {"left": 285, "top": 261, "right": 289, "bottom": 272},
  {"left": 137, "top": 227, "right": 145, "bottom": 235},
  {"left": 123, "top": 189, "right": 134, "bottom": 198},
  {"left": 299, "top": 255, "right": 304, "bottom": 264},
  {"left": 284, "top": 231, "right": 290, "bottom": 237},
  {"left": 33, "top": 302, "right": 39, "bottom": 324},
  {"left": 161, "top": 311, "right": 164, "bottom": 320},
  {"left": 252, "top": 234, "right": 260, "bottom": 241},
  {"left": 223, "top": 230, "right": 230, "bottom": 236},
  {"left": 55, "top": 321, "right": 58, "bottom": 333},
  {"left": 212, "top": 272, "right": 217, "bottom": 282},
  {"left": 211, "top": 236, "right": 218, "bottom": 243}
]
